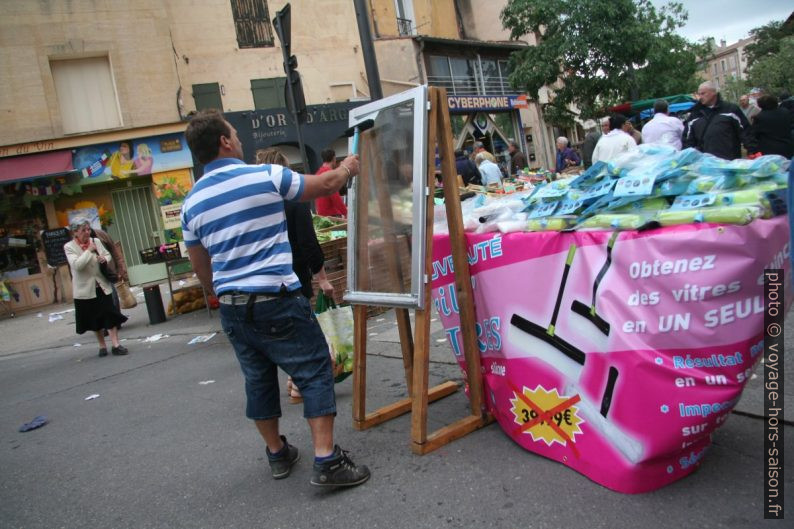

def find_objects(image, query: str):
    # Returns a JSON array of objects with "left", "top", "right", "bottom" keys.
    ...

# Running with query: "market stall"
[
  {"left": 608, "top": 93, "right": 696, "bottom": 119},
  {"left": 430, "top": 146, "right": 792, "bottom": 493},
  {"left": 0, "top": 202, "right": 55, "bottom": 314}
]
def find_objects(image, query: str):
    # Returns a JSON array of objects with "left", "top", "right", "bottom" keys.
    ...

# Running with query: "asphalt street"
[{"left": 0, "top": 284, "right": 792, "bottom": 529}]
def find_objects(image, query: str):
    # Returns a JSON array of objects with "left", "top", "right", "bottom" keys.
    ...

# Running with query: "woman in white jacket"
[{"left": 64, "top": 218, "right": 129, "bottom": 357}]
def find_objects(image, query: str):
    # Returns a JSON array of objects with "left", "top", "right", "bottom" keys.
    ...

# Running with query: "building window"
[
  {"left": 231, "top": 0, "right": 274, "bottom": 48},
  {"left": 251, "top": 77, "right": 286, "bottom": 109},
  {"left": 712, "top": 63, "right": 718, "bottom": 76},
  {"left": 721, "top": 59, "right": 726, "bottom": 72},
  {"left": 49, "top": 56, "right": 122, "bottom": 134},
  {"left": 394, "top": 0, "right": 415, "bottom": 36},
  {"left": 192, "top": 83, "right": 223, "bottom": 111},
  {"left": 427, "top": 54, "right": 511, "bottom": 95}
]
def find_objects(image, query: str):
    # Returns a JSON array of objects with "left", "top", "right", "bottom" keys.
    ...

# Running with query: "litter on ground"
[
  {"left": 188, "top": 332, "right": 217, "bottom": 344},
  {"left": 19, "top": 415, "right": 48, "bottom": 432}
]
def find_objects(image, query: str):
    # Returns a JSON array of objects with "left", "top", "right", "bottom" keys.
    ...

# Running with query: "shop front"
[
  {"left": 446, "top": 93, "right": 532, "bottom": 171},
  {"left": 225, "top": 101, "right": 366, "bottom": 172},
  {"left": 411, "top": 37, "right": 550, "bottom": 172},
  {"left": 0, "top": 202, "right": 55, "bottom": 314},
  {"left": 67, "top": 133, "right": 195, "bottom": 286},
  {"left": 0, "top": 150, "right": 81, "bottom": 314}
]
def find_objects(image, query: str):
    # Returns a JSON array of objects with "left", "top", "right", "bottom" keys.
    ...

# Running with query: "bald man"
[{"left": 683, "top": 81, "right": 755, "bottom": 159}]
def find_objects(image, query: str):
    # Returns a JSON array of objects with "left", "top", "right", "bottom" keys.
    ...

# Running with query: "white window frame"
[{"left": 49, "top": 55, "right": 123, "bottom": 134}]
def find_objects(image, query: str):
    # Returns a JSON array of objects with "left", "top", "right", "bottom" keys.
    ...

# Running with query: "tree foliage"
[
  {"left": 747, "top": 36, "right": 794, "bottom": 96},
  {"left": 500, "top": 0, "right": 707, "bottom": 125},
  {"left": 744, "top": 21, "right": 794, "bottom": 68},
  {"left": 720, "top": 76, "right": 749, "bottom": 105}
]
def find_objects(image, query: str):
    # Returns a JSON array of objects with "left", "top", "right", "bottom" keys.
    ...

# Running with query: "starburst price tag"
[{"left": 510, "top": 385, "right": 584, "bottom": 450}]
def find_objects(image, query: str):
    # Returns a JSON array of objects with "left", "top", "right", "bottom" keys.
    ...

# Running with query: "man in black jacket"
[
  {"left": 455, "top": 149, "right": 482, "bottom": 186},
  {"left": 683, "top": 81, "right": 755, "bottom": 159}
]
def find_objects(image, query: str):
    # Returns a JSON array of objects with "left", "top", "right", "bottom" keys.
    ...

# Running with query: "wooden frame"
[{"left": 351, "top": 87, "right": 491, "bottom": 454}]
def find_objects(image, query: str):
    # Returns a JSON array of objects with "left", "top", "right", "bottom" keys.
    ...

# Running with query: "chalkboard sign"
[{"left": 41, "top": 228, "right": 71, "bottom": 267}]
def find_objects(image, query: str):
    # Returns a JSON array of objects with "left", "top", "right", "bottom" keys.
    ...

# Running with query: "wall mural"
[{"left": 72, "top": 133, "right": 193, "bottom": 184}]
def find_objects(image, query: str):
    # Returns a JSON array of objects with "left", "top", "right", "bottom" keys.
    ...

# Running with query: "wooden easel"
[{"left": 352, "top": 87, "right": 491, "bottom": 454}]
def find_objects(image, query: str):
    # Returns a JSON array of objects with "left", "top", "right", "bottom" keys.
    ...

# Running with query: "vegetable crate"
[
  {"left": 160, "top": 243, "right": 182, "bottom": 261},
  {"left": 139, "top": 247, "right": 164, "bottom": 264},
  {"left": 140, "top": 244, "right": 181, "bottom": 264}
]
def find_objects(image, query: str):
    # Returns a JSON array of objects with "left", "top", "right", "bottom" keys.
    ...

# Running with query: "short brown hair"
[
  {"left": 185, "top": 109, "right": 231, "bottom": 164},
  {"left": 255, "top": 147, "right": 289, "bottom": 166},
  {"left": 321, "top": 148, "right": 336, "bottom": 163}
]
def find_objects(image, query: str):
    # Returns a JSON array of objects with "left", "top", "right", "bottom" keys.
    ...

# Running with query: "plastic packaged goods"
[
  {"left": 655, "top": 206, "right": 761, "bottom": 226},
  {"left": 610, "top": 197, "right": 670, "bottom": 213},
  {"left": 451, "top": 148, "right": 788, "bottom": 233},
  {"left": 749, "top": 154, "right": 788, "bottom": 177},
  {"left": 525, "top": 217, "right": 577, "bottom": 231},
  {"left": 577, "top": 213, "right": 648, "bottom": 230}
]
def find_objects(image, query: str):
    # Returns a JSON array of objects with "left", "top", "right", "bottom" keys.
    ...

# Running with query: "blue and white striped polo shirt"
[{"left": 181, "top": 158, "right": 305, "bottom": 295}]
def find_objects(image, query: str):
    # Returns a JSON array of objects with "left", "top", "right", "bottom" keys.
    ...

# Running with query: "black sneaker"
[
  {"left": 310, "top": 445, "right": 370, "bottom": 487},
  {"left": 266, "top": 435, "right": 300, "bottom": 479},
  {"left": 98, "top": 348, "right": 108, "bottom": 358},
  {"left": 111, "top": 345, "right": 128, "bottom": 356}
]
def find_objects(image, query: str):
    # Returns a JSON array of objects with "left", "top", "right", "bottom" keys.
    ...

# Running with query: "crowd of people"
[
  {"left": 446, "top": 82, "right": 793, "bottom": 185},
  {"left": 573, "top": 81, "right": 793, "bottom": 172}
]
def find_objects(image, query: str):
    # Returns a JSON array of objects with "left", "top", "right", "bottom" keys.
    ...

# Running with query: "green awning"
[{"left": 630, "top": 94, "right": 695, "bottom": 112}]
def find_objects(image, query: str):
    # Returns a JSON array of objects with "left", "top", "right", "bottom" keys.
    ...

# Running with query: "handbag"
[
  {"left": 99, "top": 261, "right": 119, "bottom": 284},
  {"left": 116, "top": 280, "right": 138, "bottom": 309},
  {"left": 315, "top": 292, "right": 354, "bottom": 383},
  {"left": 92, "top": 238, "right": 119, "bottom": 283}
]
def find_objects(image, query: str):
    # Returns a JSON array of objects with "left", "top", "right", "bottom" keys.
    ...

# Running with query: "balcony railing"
[
  {"left": 426, "top": 75, "right": 513, "bottom": 96},
  {"left": 397, "top": 17, "right": 413, "bottom": 36}
]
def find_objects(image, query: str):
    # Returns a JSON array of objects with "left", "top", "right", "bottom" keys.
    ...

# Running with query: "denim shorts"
[{"left": 220, "top": 294, "right": 336, "bottom": 420}]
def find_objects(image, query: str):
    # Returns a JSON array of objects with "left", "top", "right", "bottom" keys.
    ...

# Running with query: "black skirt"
[{"left": 74, "top": 286, "right": 128, "bottom": 334}]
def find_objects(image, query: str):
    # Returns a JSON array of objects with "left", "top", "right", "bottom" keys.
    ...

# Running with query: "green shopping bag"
[{"left": 315, "top": 292, "right": 354, "bottom": 383}]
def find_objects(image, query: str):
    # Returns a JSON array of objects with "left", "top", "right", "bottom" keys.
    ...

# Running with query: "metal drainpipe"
[{"left": 415, "top": 38, "right": 426, "bottom": 85}]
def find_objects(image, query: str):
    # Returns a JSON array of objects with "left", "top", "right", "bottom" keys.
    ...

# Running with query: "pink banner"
[{"left": 431, "top": 217, "right": 791, "bottom": 493}]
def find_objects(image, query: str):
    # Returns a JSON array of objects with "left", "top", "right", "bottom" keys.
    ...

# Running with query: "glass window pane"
[
  {"left": 480, "top": 59, "right": 499, "bottom": 92},
  {"left": 450, "top": 58, "right": 477, "bottom": 94},
  {"left": 427, "top": 55, "right": 451, "bottom": 77},
  {"left": 498, "top": 60, "right": 512, "bottom": 93},
  {"left": 450, "top": 114, "right": 467, "bottom": 139},
  {"left": 352, "top": 97, "right": 422, "bottom": 303}
]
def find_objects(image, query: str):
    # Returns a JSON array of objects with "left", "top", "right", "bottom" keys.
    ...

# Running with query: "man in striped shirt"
[{"left": 182, "top": 109, "right": 370, "bottom": 488}]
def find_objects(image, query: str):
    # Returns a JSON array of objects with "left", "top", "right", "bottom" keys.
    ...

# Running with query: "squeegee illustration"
[
  {"left": 508, "top": 245, "right": 643, "bottom": 463},
  {"left": 571, "top": 231, "right": 619, "bottom": 338}
]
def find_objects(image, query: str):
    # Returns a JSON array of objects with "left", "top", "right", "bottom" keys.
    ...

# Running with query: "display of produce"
[
  {"left": 167, "top": 286, "right": 206, "bottom": 315},
  {"left": 312, "top": 214, "right": 347, "bottom": 242},
  {"left": 455, "top": 145, "right": 789, "bottom": 234}
]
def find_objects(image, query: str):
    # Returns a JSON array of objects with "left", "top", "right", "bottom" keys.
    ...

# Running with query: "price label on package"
[
  {"left": 613, "top": 175, "right": 656, "bottom": 197},
  {"left": 528, "top": 200, "right": 561, "bottom": 219},
  {"left": 671, "top": 194, "right": 716, "bottom": 210}
]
